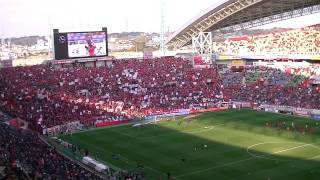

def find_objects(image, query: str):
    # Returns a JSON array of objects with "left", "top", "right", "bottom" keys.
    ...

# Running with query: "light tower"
[
  {"left": 125, "top": 19, "right": 129, "bottom": 32},
  {"left": 160, "top": 0, "right": 166, "bottom": 55},
  {"left": 0, "top": 26, "right": 4, "bottom": 48}
]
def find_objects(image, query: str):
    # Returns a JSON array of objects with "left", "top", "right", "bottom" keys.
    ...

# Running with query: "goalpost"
[
  {"left": 136, "top": 113, "right": 182, "bottom": 128},
  {"left": 151, "top": 114, "right": 178, "bottom": 124}
]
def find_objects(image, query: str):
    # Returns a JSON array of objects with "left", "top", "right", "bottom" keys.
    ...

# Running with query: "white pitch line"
[
  {"left": 176, "top": 157, "right": 255, "bottom": 178},
  {"left": 76, "top": 137, "right": 166, "bottom": 176},
  {"left": 114, "top": 124, "right": 223, "bottom": 140},
  {"left": 308, "top": 154, "right": 320, "bottom": 160},
  {"left": 269, "top": 144, "right": 311, "bottom": 155},
  {"left": 175, "top": 143, "right": 314, "bottom": 178},
  {"left": 247, "top": 142, "right": 320, "bottom": 161}
]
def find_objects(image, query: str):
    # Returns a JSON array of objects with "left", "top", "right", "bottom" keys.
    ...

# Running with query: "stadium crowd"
[
  {"left": 0, "top": 57, "right": 222, "bottom": 131},
  {"left": 0, "top": 57, "right": 319, "bottom": 131},
  {"left": 0, "top": 121, "right": 147, "bottom": 180},
  {"left": 213, "top": 24, "right": 320, "bottom": 55},
  {"left": 0, "top": 122, "right": 102, "bottom": 179},
  {"left": 221, "top": 65, "right": 320, "bottom": 109},
  {"left": 0, "top": 56, "right": 319, "bottom": 179}
]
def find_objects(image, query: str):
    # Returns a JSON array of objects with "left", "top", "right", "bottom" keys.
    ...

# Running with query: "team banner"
[
  {"left": 231, "top": 54, "right": 319, "bottom": 60},
  {"left": 311, "top": 55, "right": 320, "bottom": 60},
  {"left": 44, "top": 125, "right": 61, "bottom": 135},
  {"left": 311, "top": 109, "right": 320, "bottom": 115},
  {"left": 0, "top": 60, "right": 13, "bottom": 68},
  {"left": 215, "top": 52, "right": 320, "bottom": 60},
  {"left": 143, "top": 51, "right": 153, "bottom": 59},
  {"left": 147, "top": 109, "right": 191, "bottom": 117},
  {"left": 216, "top": 55, "right": 239, "bottom": 60},
  {"left": 311, "top": 114, "right": 320, "bottom": 121},
  {"left": 190, "top": 107, "right": 226, "bottom": 114},
  {"left": 95, "top": 119, "right": 130, "bottom": 127},
  {"left": 193, "top": 54, "right": 212, "bottom": 68},
  {"left": 294, "top": 108, "right": 311, "bottom": 117},
  {"left": 231, "top": 60, "right": 245, "bottom": 66}
]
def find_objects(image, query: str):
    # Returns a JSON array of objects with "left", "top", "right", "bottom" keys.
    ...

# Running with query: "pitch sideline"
[{"left": 175, "top": 142, "right": 319, "bottom": 178}]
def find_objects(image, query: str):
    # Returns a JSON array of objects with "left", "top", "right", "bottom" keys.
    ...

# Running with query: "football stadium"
[{"left": 0, "top": 0, "right": 320, "bottom": 179}]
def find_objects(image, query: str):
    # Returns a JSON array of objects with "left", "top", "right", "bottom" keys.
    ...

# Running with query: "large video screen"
[
  {"left": 67, "top": 32, "right": 107, "bottom": 58},
  {"left": 53, "top": 29, "right": 108, "bottom": 60}
]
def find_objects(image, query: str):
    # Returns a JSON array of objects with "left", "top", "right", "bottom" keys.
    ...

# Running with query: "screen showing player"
[{"left": 67, "top": 32, "right": 107, "bottom": 58}]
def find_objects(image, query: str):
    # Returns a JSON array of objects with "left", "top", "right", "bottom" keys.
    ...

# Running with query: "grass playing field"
[{"left": 60, "top": 109, "right": 320, "bottom": 180}]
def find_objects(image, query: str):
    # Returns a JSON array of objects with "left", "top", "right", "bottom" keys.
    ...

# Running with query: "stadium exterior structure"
[{"left": 166, "top": 0, "right": 320, "bottom": 48}]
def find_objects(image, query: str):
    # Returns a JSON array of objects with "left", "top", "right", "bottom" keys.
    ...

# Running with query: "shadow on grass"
[{"left": 60, "top": 109, "right": 320, "bottom": 180}]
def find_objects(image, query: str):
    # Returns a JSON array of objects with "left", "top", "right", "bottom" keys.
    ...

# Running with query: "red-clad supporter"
[
  {"left": 0, "top": 123, "right": 102, "bottom": 179},
  {"left": 0, "top": 56, "right": 319, "bottom": 133},
  {"left": 221, "top": 65, "right": 320, "bottom": 109},
  {"left": 0, "top": 57, "right": 319, "bottom": 179},
  {"left": 0, "top": 57, "right": 222, "bottom": 131},
  {"left": 213, "top": 24, "right": 320, "bottom": 56}
]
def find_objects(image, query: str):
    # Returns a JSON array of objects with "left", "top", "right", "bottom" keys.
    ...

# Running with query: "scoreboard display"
[{"left": 53, "top": 28, "right": 108, "bottom": 60}]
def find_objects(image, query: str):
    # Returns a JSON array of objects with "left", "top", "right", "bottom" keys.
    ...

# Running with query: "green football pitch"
[{"left": 60, "top": 109, "right": 320, "bottom": 180}]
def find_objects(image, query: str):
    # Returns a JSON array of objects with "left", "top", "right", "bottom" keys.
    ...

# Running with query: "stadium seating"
[
  {"left": 221, "top": 65, "right": 320, "bottom": 109},
  {"left": 0, "top": 56, "right": 319, "bottom": 179},
  {"left": 213, "top": 24, "right": 320, "bottom": 55},
  {"left": 0, "top": 57, "right": 222, "bottom": 131},
  {"left": 0, "top": 121, "right": 147, "bottom": 179},
  {"left": 0, "top": 123, "right": 102, "bottom": 179},
  {"left": 0, "top": 57, "right": 319, "bottom": 132}
]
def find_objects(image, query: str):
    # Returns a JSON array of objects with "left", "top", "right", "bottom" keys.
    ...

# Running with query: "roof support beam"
[{"left": 166, "top": 0, "right": 320, "bottom": 47}]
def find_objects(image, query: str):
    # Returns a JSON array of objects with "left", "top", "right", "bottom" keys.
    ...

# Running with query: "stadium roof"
[{"left": 166, "top": 0, "right": 320, "bottom": 48}]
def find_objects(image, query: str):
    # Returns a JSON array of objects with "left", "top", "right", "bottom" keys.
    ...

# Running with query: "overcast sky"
[{"left": 0, "top": 0, "right": 319, "bottom": 38}]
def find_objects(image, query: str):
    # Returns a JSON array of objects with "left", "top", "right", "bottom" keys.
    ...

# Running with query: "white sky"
[{"left": 0, "top": 0, "right": 319, "bottom": 38}]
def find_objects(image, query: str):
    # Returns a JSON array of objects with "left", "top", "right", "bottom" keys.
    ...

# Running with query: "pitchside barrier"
[
  {"left": 82, "top": 156, "right": 109, "bottom": 173},
  {"left": 144, "top": 109, "right": 190, "bottom": 124},
  {"left": 144, "top": 107, "right": 227, "bottom": 124},
  {"left": 260, "top": 104, "right": 320, "bottom": 120},
  {"left": 311, "top": 114, "right": 320, "bottom": 121},
  {"left": 227, "top": 102, "right": 319, "bottom": 120},
  {"left": 95, "top": 119, "right": 130, "bottom": 127},
  {"left": 43, "top": 121, "right": 83, "bottom": 135}
]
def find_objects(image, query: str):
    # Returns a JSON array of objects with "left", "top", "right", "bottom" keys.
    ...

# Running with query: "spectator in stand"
[
  {"left": 0, "top": 123, "right": 102, "bottom": 179},
  {"left": 213, "top": 24, "right": 320, "bottom": 56},
  {"left": 221, "top": 64, "right": 320, "bottom": 109},
  {"left": 0, "top": 56, "right": 319, "bottom": 179},
  {"left": 0, "top": 57, "right": 223, "bottom": 133},
  {"left": 0, "top": 56, "right": 319, "bottom": 134}
]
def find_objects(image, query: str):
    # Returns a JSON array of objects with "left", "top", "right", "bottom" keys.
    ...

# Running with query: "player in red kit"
[{"left": 85, "top": 36, "right": 96, "bottom": 56}]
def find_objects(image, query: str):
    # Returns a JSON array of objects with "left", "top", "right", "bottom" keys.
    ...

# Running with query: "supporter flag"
[
  {"left": 302, "top": 80, "right": 309, "bottom": 88},
  {"left": 285, "top": 68, "right": 291, "bottom": 74},
  {"left": 193, "top": 54, "right": 212, "bottom": 68},
  {"left": 38, "top": 115, "right": 43, "bottom": 125},
  {"left": 8, "top": 119, "right": 20, "bottom": 128}
]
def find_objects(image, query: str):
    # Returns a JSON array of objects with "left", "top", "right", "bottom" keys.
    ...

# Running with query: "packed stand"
[
  {"left": 221, "top": 65, "right": 320, "bottom": 109},
  {"left": 213, "top": 24, "right": 320, "bottom": 56},
  {"left": 0, "top": 56, "right": 319, "bottom": 133},
  {"left": 0, "top": 57, "right": 222, "bottom": 131},
  {"left": 0, "top": 122, "right": 103, "bottom": 179}
]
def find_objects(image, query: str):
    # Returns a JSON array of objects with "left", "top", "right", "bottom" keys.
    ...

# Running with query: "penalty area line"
[{"left": 175, "top": 143, "right": 314, "bottom": 178}]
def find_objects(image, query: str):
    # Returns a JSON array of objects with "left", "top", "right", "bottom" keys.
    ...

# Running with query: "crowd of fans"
[
  {"left": 213, "top": 24, "right": 320, "bottom": 55},
  {"left": 221, "top": 65, "right": 320, "bottom": 109},
  {"left": 0, "top": 57, "right": 319, "bottom": 132},
  {"left": 0, "top": 56, "right": 319, "bottom": 179},
  {"left": 0, "top": 57, "right": 222, "bottom": 131},
  {"left": 0, "top": 122, "right": 103, "bottom": 179},
  {"left": 0, "top": 121, "right": 148, "bottom": 180}
]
